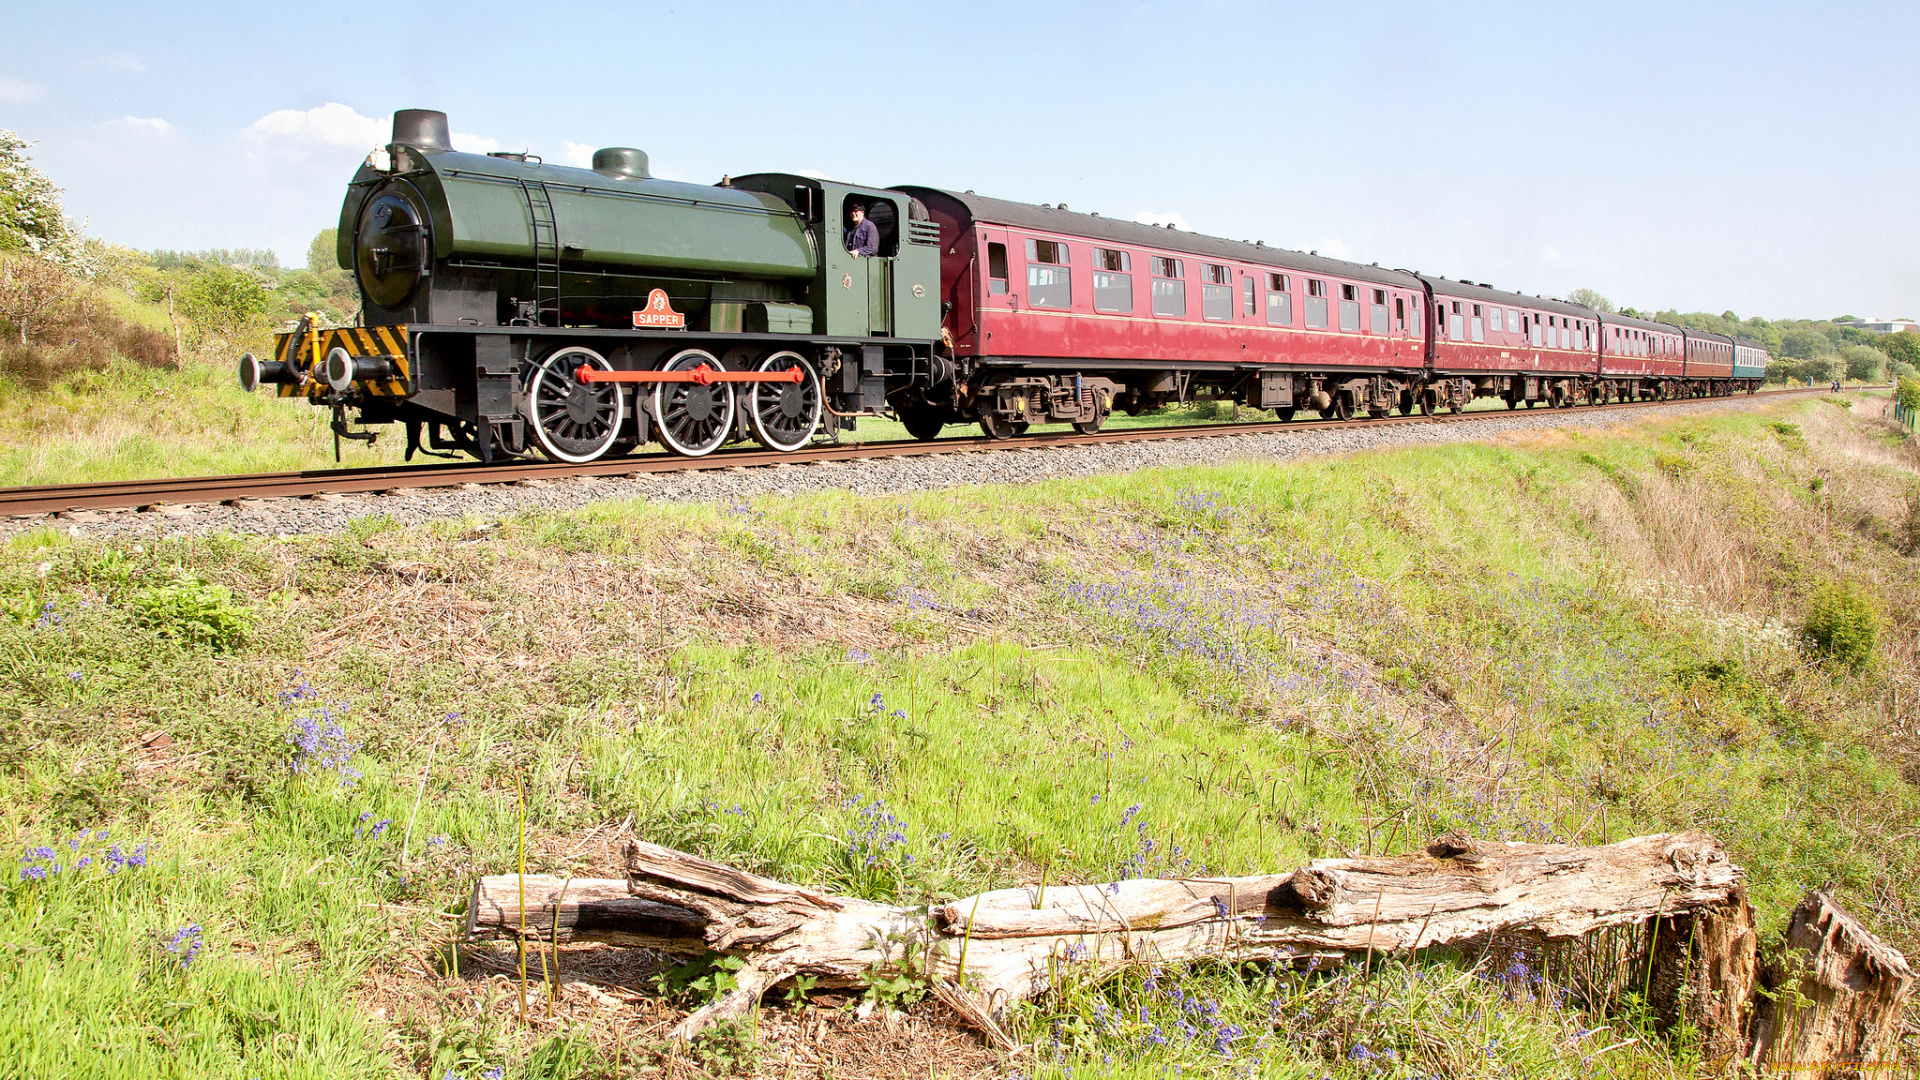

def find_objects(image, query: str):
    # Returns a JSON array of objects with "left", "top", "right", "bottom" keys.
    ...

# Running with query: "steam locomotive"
[{"left": 240, "top": 108, "right": 1766, "bottom": 463}]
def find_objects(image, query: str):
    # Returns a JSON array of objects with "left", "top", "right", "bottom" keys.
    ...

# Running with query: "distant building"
[{"left": 1836, "top": 317, "right": 1919, "bottom": 334}]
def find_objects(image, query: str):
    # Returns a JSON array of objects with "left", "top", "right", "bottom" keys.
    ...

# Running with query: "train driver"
[{"left": 845, "top": 202, "right": 880, "bottom": 258}]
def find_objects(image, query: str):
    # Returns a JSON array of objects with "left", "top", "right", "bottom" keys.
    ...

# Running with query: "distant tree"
[
  {"left": 306, "top": 228, "right": 340, "bottom": 273},
  {"left": 1797, "top": 353, "right": 1841, "bottom": 383},
  {"left": 1721, "top": 310, "right": 1738, "bottom": 323},
  {"left": 175, "top": 263, "right": 271, "bottom": 344},
  {"left": 0, "top": 130, "right": 79, "bottom": 263},
  {"left": 1568, "top": 288, "right": 1614, "bottom": 313},
  {"left": 1876, "top": 331, "right": 1920, "bottom": 369},
  {"left": 1781, "top": 326, "right": 1834, "bottom": 359},
  {"left": 1841, "top": 344, "right": 1886, "bottom": 383},
  {"left": 148, "top": 248, "right": 279, "bottom": 271}
]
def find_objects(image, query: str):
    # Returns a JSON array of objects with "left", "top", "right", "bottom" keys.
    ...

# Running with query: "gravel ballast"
[{"left": 11, "top": 396, "right": 1807, "bottom": 541}]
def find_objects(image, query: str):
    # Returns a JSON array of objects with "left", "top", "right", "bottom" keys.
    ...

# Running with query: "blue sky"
[{"left": 4, "top": 0, "right": 1914, "bottom": 319}]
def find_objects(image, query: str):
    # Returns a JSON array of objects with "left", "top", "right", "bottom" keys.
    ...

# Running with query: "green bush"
[
  {"left": 1803, "top": 581, "right": 1879, "bottom": 670},
  {"left": 1897, "top": 376, "right": 1920, "bottom": 411},
  {"left": 130, "top": 572, "right": 254, "bottom": 650}
]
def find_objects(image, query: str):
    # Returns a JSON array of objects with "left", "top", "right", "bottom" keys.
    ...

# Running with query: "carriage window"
[
  {"left": 1025, "top": 238, "right": 1071, "bottom": 309},
  {"left": 1151, "top": 256, "right": 1186, "bottom": 317},
  {"left": 1266, "top": 273, "right": 1293, "bottom": 326},
  {"left": 1508, "top": 309, "right": 1521, "bottom": 333},
  {"left": 1093, "top": 247, "right": 1132, "bottom": 312},
  {"left": 1530, "top": 315, "right": 1543, "bottom": 347},
  {"left": 1487, "top": 306, "right": 1503, "bottom": 333},
  {"left": 1371, "top": 289, "right": 1389, "bottom": 334},
  {"left": 1395, "top": 296, "right": 1406, "bottom": 327},
  {"left": 1027, "top": 238, "right": 1067, "bottom": 263},
  {"left": 987, "top": 242, "right": 1009, "bottom": 295},
  {"left": 1338, "top": 283, "right": 1360, "bottom": 331},
  {"left": 1471, "top": 309, "right": 1485, "bottom": 342},
  {"left": 1201, "top": 264, "right": 1232, "bottom": 321},
  {"left": 1448, "top": 300, "right": 1464, "bottom": 341},
  {"left": 1305, "top": 278, "right": 1329, "bottom": 329},
  {"left": 1242, "top": 276, "right": 1255, "bottom": 317}
]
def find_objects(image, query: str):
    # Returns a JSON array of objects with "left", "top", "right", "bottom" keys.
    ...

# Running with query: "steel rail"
[{"left": 0, "top": 387, "right": 1854, "bottom": 516}]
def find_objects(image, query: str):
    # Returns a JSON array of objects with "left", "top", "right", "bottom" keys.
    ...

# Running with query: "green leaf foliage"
[
  {"left": 1803, "top": 581, "right": 1878, "bottom": 671},
  {"left": 129, "top": 573, "right": 254, "bottom": 651}
]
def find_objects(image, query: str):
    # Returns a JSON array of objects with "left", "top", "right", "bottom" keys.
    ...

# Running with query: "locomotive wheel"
[
  {"left": 523, "top": 346, "right": 625, "bottom": 463},
  {"left": 898, "top": 405, "right": 946, "bottom": 442},
  {"left": 652, "top": 349, "right": 736, "bottom": 457},
  {"left": 745, "top": 351, "right": 822, "bottom": 452}
]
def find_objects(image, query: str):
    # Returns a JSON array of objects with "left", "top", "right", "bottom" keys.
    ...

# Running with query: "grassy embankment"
[{"left": 1, "top": 394, "right": 1915, "bottom": 1079}]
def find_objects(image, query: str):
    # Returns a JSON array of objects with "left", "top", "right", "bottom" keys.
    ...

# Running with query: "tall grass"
[{"left": 0, "top": 394, "right": 1913, "bottom": 1076}]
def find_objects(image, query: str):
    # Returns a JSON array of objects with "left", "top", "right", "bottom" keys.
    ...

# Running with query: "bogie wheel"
[
  {"left": 1277, "top": 406, "right": 1297, "bottom": 422},
  {"left": 1332, "top": 393, "right": 1354, "bottom": 422},
  {"left": 746, "top": 351, "right": 822, "bottom": 452},
  {"left": 523, "top": 345, "right": 626, "bottom": 463},
  {"left": 652, "top": 348, "right": 737, "bottom": 457},
  {"left": 899, "top": 406, "right": 946, "bottom": 442},
  {"left": 1419, "top": 391, "right": 1435, "bottom": 417},
  {"left": 978, "top": 411, "right": 1018, "bottom": 440},
  {"left": 1072, "top": 411, "right": 1107, "bottom": 435},
  {"left": 1397, "top": 391, "right": 1416, "bottom": 417}
]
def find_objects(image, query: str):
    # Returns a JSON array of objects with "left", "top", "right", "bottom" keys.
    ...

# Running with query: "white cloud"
[
  {"left": 1133, "top": 211, "right": 1189, "bottom": 230},
  {"left": 1541, "top": 247, "right": 1561, "bottom": 261},
  {"left": 562, "top": 141, "right": 595, "bottom": 168},
  {"left": 792, "top": 168, "right": 834, "bottom": 181},
  {"left": 108, "top": 116, "right": 173, "bottom": 135},
  {"left": 245, "top": 102, "right": 386, "bottom": 149},
  {"left": 451, "top": 132, "right": 499, "bottom": 154},
  {"left": 0, "top": 78, "right": 45, "bottom": 102},
  {"left": 1317, "top": 238, "right": 1352, "bottom": 259}
]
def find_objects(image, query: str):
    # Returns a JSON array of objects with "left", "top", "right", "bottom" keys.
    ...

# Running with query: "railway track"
[{"left": 0, "top": 387, "right": 1854, "bottom": 517}]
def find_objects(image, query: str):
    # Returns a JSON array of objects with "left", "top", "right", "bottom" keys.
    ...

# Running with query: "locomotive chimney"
[
  {"left": 390, "top": 109, "right": 451, "bottom": 152},
  {"left": 592, "top": 147, "right": 650, "bottom": 179}
]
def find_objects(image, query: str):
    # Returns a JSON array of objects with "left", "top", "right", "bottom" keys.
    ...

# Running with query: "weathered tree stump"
[
  {"left": 1748, "top": 890, "right": 1914, "bottom": 1074},
  {"left": 467, "top": 831, "right": 1772, "bottom": 1046}
]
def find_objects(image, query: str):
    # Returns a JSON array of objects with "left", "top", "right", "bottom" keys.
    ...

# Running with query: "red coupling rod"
[{"left": 576, "top": 365, "right": 804, "bottom": 385}]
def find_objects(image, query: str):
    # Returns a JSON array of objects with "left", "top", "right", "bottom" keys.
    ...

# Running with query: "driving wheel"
[
  {"left": 745, "top": 351, "right": 821, "bottom": 452},
  {"left": 652, "top": 348, "right": 736, "bottom": 457},
  {"left": 523, "top": 346, "right": 625, "bottom": 463}
]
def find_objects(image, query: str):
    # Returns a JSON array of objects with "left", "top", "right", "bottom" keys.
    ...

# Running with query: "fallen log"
[
  {"left": 468, "top": 831, "right": 1760, "bottom": 1045},
  {"left": 1747, "top": 890, "right": 1915, "bottom": 1073}
]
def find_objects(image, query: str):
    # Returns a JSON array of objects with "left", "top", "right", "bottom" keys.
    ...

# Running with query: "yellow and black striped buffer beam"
[{"left": 272, "top": 324, "right": 412, "bottom": 399}]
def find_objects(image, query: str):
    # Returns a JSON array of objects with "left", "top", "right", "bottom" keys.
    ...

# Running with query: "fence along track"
[{"left": 0, "top": 387, "right": 1855, "bottom": 517}]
